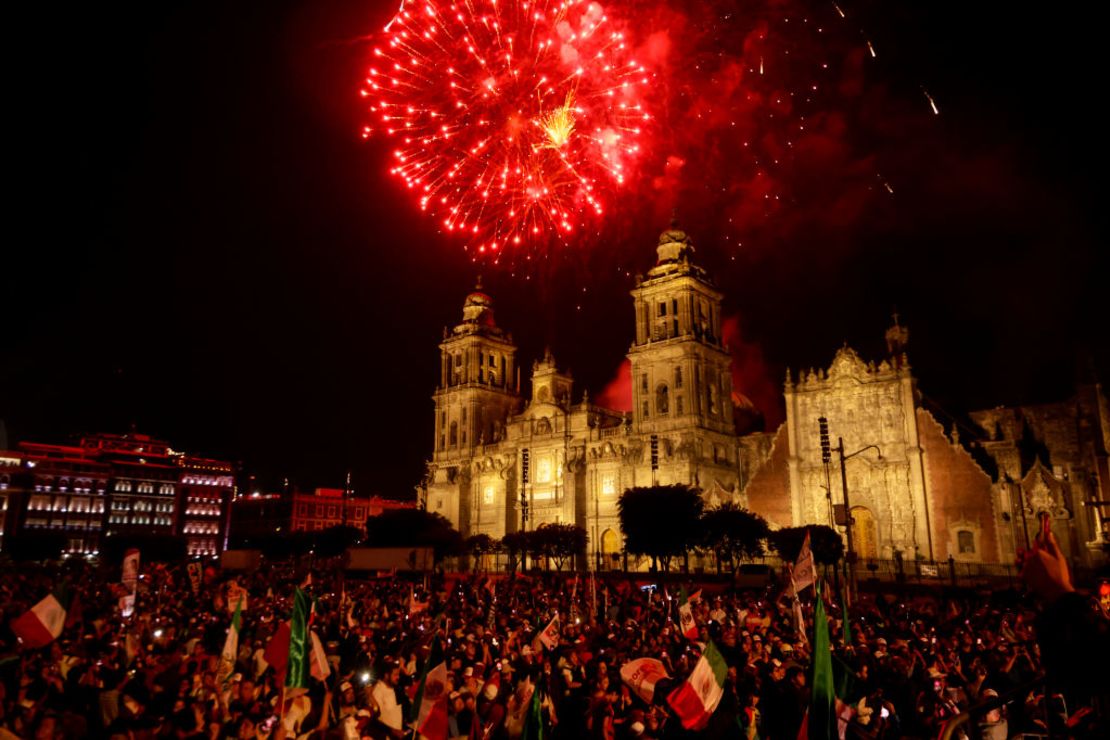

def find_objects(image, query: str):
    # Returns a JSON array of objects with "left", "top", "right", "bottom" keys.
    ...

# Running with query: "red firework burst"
[{"left": 362, "top": 0, "right": 651, "bottom": 256}]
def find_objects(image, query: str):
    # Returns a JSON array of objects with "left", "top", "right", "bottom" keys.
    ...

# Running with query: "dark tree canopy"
[
  {"left": 529, "top": 523, "right": 588, "bottom": 571},
  {"left": 2, "top": 532, "right": 67, "bottom": 562},
  {"left": 313, "top": 525, "right": 363, "bottom": 558},
  {"left": 500, "top": 531, "right": 529, "bottom": 572},
  {"left": 364, "top": 509, "right": 463, "bottom": 561},
  {"left": 618, "top": 484, "right": 704, "bottom": 572},
  {"left": 465, "top": 533, "right": 498, "bottom": 555},
  {"left": 767, "top": 525, "right": 845, "bottom": 565},
  {"left": 700, "top": 504, "right": 770, "bottom": 570}
]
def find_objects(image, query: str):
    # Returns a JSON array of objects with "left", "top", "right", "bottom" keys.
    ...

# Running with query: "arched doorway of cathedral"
[
  {"left": 601, "top": 528, "right": 621, "bottom": 571},
  {"left": 851, "top": 506, "right": 879, "bottom": 561}
]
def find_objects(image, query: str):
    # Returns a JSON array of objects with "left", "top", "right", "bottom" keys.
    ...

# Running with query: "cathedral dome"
[
  {"left": 461, "top": 281, "right": 496, "bottom": 326},
  {"left": 656, "top": 218, "right": 694, "bottom": 264}
]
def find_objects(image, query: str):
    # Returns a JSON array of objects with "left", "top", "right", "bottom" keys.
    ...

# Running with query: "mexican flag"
[
  {"left": 409, "top": 585, "right": 429, "bottom": 616},
  {"left": 538, "top": 614, "right": 560, "bottom": 650},
  {"left": 678, "top": 587, "right": 699, "bottom": 640},
  {"left": 218, "top": 597, "right": 242, "bottom": 686},
  {"left": 791, "top": 530, "right": 816, "bottom": 596},
  {"left": 11, "top": 582, "right": 72, "bottom": 649},
  {"left": 411, "top": 637, "right": 448, "bottom": 739},
  {"left": 667, "top": 641, "right": 727, "bottom": 730}
]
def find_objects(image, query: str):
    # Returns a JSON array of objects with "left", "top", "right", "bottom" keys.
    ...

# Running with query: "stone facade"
[
  {"left": 743, "top": 337, "right": 1109, "bottom": 567},
  {"left": 970, "top": 382, "right": 1110, "bottom": 566},
  {"left": 421, "top": 226, "right": 1108, "bottom": 569},
  {"left": 424, "top": 227, "right": 744, "bottom": 569}
]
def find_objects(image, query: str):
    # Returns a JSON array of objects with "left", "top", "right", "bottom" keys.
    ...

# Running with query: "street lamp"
[{"left": 839, "top": 439, "right": 882, "bottom": 603}]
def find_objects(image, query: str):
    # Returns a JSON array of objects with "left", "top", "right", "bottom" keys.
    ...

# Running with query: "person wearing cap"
[{"left": 336, "top": 678, "right": 363, "bottom": 722}]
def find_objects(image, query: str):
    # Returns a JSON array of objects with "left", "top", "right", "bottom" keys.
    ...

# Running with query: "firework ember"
[{"left": 363, "top": 0, "right": 652, "bottom": 255}]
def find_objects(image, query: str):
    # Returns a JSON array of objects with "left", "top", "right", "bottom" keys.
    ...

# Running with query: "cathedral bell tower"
[
  {"left": 627, "top": 223, "right": 734, "bottom": 437},
  {"left": 434, "top": 281, "right": 520, "bottom": 458},
  {"left": 429, "top": 282, "right": 521, "bottom": 533}
]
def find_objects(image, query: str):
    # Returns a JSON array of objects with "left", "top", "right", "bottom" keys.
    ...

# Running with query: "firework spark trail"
[
  {"left": 363, "top": 0, "right": 941, "bottom": 266},
  {"left": 363, "top": 0, "right": 651, "bottom": 258}
]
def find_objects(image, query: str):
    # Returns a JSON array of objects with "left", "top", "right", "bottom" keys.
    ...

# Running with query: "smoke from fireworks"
[
  {"left": 362, "top": 0, "right": 943, "bottom": 274},
  {"left": 363, "top": 0, "right": 651, "bottom": 257}
]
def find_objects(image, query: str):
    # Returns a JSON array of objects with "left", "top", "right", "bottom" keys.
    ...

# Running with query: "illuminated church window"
[{"left": 536, "top": 456, "right": 553, "bottom": 484}]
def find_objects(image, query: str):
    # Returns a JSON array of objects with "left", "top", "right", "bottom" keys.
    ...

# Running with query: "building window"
[
  {"left": 957, "top": 530, "right": 975, "bottom": 554},
  {"left": 658, "top": 301, "right": 667, "bottom": 316},
  {"left": 641, "top": 374, "right": 648, "bottom": 392},
  {"left": 536, "top": 457, "right": 553, "bottom": 484},
  {"left": 327, "top": 506, "right": 337, "bottom": 518},
  {"left": 449, "top": 421, "right": 459, "bottom": 447},
  {"left": 674, "top": 367, "right": 683, "bottom": 388},
  {"left": 676, "top": 396, "right": 684, "bottom": 415},
  {"left": 642, "top": 401, "right": 649, "bottom": 418},
  {"left": 656, "top": 384, "right": 669, "bottom": 415}
]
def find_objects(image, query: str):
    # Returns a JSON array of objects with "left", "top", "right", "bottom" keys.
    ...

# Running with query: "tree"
[
  {"left": 364, "top": 509, "right": 464, "bottom": 563},
  {"left": 618, "top": 484, "right": 704, "bottom": 573},
  {"left": 501, "top": 531, "right": 530, "bottom": 572},
  {"left": 313, "top": 525, "right": 363, "bottom": 558},
  {"left": 768, "top": 525, "right": 845, "bottom": 565},
  {"left": 3, "top": 531, "right": 67, "bottom": 562},
  {"left": 530, "top": 523, "right": 588, "bottom": 571},
  {"left": 465, "top": 533, "right": 500, "bottom": 572},
  {"left": 700, "top": 504, "right": 770, "bottom": 573}
]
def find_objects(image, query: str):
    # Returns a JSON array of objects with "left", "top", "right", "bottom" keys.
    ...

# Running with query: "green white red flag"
[
  {"left": 678, "top": 587, "right": 699, "bottom": 640},
  {"left": 538, "top": 614, "right": 560, "bottom": 650},
  {"left": 218, "top": 597, "right": 242, "bottom": 686},
  {"left": 411, "top": 637, "right": 448, "bottom": 739},
  {"left": 409, "top": 585, "right": 429, "bottom": 616},
  {"left": 667, "top": 641, "right": 727, "bottom": 730},
  {"left": 11, "top": 582, "right": 73, "bottom": 649},
  {"left": 792, "top": 530, "right": 816, "bottom": 595}
]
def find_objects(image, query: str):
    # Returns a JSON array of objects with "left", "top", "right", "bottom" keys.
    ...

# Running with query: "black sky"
[{"left": 4, "top": 1, "right": 1105, "bottom": 497}]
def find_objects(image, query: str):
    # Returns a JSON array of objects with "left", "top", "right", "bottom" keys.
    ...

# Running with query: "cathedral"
[{"left": 423, "top": 226, "right": 1110, "bottom": 570}]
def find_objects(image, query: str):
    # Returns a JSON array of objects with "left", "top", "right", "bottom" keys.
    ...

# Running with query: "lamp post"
[
  {"left": 820, "top": 417, "right": 881, "bottom": 603},
  {"left": 837, "top": 438, "right": 882, "bottom": 603}
]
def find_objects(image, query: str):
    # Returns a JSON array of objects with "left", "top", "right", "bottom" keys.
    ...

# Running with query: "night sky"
[{"left": 4, "top": 1, "right": 1105, "bottom": 497}]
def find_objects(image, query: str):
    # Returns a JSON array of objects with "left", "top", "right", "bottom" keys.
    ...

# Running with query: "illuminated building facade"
[
  {"left": 424, "top": 226, "right": 745, "bottom": 569},
  {"left": 0, "top": 432, "right": 235, "bottom": 556},
  {"left": 290, "top": 487, "right": 413, "bottom": 533},
  {"left": 424, "top": 225, "right": 1108, "bottom": 569},
  {"left": 741, "top": 334, "right": 1109, "bottom": 567}
]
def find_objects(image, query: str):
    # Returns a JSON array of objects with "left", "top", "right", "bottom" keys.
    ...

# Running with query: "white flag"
[
  {"left": 538, "top": 614, "right": 560, "bottom": 650},
  {"left": 792, "top": 531, "right": 816, "bottom": 594}
]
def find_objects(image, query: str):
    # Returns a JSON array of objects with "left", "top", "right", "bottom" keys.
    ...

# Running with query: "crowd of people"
[{"left": 1, "top": 532, "right": 1107, "bottom": 739}]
